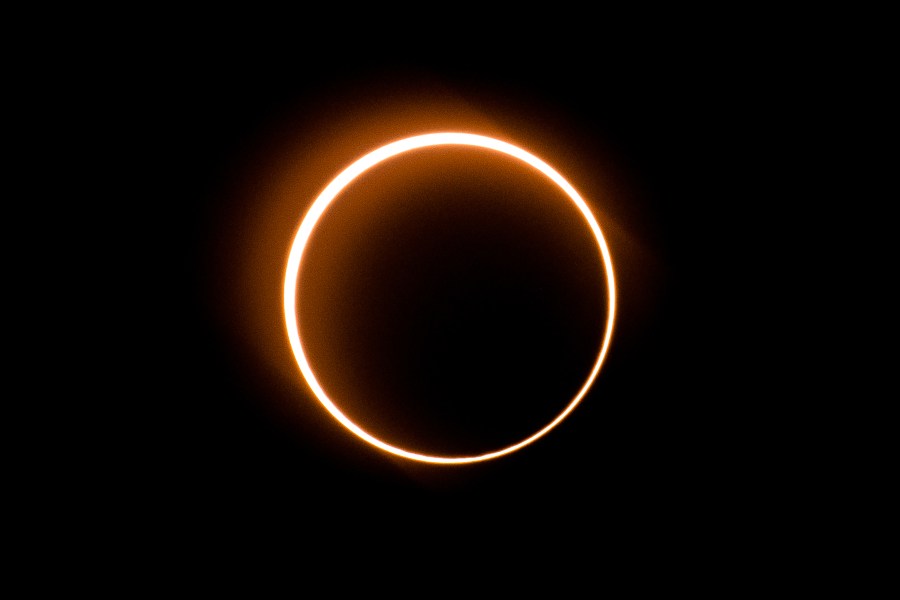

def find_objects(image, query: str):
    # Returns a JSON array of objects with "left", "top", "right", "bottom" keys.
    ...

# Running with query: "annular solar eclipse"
[{"left": 284, "top": 133, "right": 616, "bottom": 464}]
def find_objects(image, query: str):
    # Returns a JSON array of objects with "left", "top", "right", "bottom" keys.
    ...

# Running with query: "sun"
[{"left": 284, "top": 133, "right": 616, "bottom": 464}]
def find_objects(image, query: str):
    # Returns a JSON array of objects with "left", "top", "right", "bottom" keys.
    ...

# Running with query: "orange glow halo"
[{"left": 284, "top": 133, "right": 616, "bottom": 464}]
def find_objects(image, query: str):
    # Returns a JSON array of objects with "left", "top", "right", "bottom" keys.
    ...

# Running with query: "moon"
[{"left": 284, "top": 133, "right": 616, "bottom": 464}]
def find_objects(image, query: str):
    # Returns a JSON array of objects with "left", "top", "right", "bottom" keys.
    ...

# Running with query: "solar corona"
[{"left": 284, "top": 133, "right": 616, "bottom": 464}]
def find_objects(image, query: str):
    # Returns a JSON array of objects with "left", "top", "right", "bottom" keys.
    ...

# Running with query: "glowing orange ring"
[{"left": 284, "top": 133, "right": 616, "bottom": 464}]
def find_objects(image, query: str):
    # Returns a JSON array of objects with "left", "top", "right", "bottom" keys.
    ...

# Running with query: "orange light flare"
[{"left": 283, "top": 133, "right": 616, "bottom": 464}]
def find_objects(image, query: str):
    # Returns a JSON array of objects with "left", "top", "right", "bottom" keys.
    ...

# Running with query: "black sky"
[{"left": 70, "top": 18, "right": 809, "bottom": 570}]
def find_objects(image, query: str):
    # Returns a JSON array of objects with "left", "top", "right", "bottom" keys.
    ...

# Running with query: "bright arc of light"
[{"left": 284, "top": 133, "right": 616, "bottom": 465}]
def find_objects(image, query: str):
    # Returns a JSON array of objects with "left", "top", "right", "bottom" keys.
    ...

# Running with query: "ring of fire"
[{"left": 284, "top": 133, "right": 616, "bottom": 464}]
